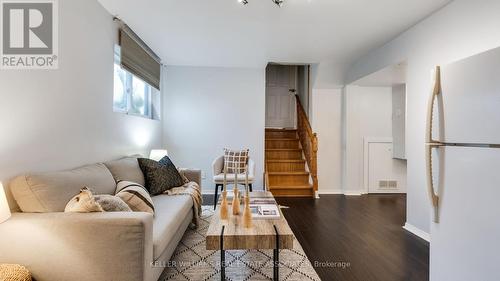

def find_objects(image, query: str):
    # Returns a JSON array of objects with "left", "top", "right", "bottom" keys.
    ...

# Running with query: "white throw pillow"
[{"left": 115, "top": 181, "right": 155, "bottom": 215}]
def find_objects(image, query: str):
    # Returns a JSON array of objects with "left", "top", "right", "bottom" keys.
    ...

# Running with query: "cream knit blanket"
[{"left": 165, "top": 181, "right": 203, "bottom": 227}]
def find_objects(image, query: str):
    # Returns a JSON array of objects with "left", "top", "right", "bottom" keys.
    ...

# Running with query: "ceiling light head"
[
  {"left": 272, "top": 0, "right": 285, "bottom": 7},
  {"left": 237, "top": 0, "right": 285, "bottom": 7}
]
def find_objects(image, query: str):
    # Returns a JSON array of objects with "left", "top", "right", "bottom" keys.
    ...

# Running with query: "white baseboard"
[
  {"left": 403, "top": 223, "right": 430, "bottom": 242},
  {"left": 343, "top": 191, "right": 364, "bottom": 196},
  {"left": 318, "top": 190, "right": 343, "bottom": 195},
  {"left": 319, "top": 190, "right": 365, "bottom": 196}
]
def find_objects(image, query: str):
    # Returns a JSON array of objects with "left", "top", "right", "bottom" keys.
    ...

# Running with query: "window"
[
  {"left": 113, "top": 61, "right": 127, "bottom": 112},
  {"left": 113, "top": 45, "right": 159, "bottom": 119}
]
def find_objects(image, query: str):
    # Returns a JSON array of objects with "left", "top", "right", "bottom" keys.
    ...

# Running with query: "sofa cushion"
[
  {"left": 104, "top": 157, "right": 145, "bottom": 186},
  {"left": 115, "top": 181, "right": 155, "bottom": 215},
  {"left": 138, "top": 157, "right": 185, "bottom": 195},
  {"left": 152, "top": 194, "right": 192, "bottom": 259},
  {"left": 10, "top": 163, "right": 116, "bottom": 213}
]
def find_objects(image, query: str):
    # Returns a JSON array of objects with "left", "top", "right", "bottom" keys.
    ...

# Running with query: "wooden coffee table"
[{"left": 206, "top": 191, "right": 294, "bottom": 281}]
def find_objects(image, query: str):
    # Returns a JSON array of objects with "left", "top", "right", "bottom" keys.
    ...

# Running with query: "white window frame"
[{"left": 113, "top": 45, "right": 154, "bottom": 119}]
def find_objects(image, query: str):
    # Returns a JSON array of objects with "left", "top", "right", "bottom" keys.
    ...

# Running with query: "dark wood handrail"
[{"left": 295, "top": 95, "right": 318, "bottom": 196}]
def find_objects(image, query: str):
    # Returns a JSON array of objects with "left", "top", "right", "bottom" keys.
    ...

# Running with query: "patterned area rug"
[{"left": 160, "top": 207, "right": 321, "bottom": 281}]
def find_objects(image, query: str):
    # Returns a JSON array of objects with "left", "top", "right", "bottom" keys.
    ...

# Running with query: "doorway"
[
  {"left": 265, "top": 64, "right": 309, "bottom": 128},
  {"left": 344, "top": 62, "right": 408, "bottom": 194}
]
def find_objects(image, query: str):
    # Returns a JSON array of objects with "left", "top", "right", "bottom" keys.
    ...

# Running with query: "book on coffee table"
[
  {"left": 250, "top": 204, "right": 281, "bottom": 219},
  {"left": 249, "top": 197, "right": 277, "bottom": 205},
  {"left": 219, "top": 193, "right": 277, "bottom": 205}
]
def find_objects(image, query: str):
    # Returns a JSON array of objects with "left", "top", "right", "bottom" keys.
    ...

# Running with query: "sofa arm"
[
  {"left": 0, "top": 212, "right": 153, "bottom": 281},
  {"left": 179, "top": 168, "right": 202, "bottom": 187}
]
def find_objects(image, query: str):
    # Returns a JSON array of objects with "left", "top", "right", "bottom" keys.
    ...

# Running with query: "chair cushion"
[
  {"left": 152, "top": 194, "right": 193, "bottom": 259},
  {"left": 223, "top": 148, "right": 249, "bottom": 174},
  {"left": 10, "top": 163, "right": 116, "bottom": 213},
  {"left": 115, "top": 181, "right": 155, "bottom": 215},
  {"left": 138, "top": 157, "right": 185, "bottom": 195},
  {"left": 213, "top": 173, "right": 255, "bottom": 184},
  {"left": 104, "top": 157, "right": 145, "bottom": 186}
]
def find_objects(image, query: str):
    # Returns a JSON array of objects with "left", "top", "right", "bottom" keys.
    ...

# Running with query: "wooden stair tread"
[
  {"left": 269, "top": 185, "right": 313, "bottom": 189},
  {"left": 265, "top": 126, "right": 314, "bottom": 197},
  {"left": 265, "top": 138, "right": 300, "bottom": 149}
]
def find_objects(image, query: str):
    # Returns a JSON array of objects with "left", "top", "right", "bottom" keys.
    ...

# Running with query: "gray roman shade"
[{"left": 119, "top": 25, "right": 161, "bottom": 90}]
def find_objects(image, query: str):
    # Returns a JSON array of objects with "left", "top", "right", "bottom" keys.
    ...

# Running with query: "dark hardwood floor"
[{"left": 275, "top": 194, "right": 429, "bottom": 281}]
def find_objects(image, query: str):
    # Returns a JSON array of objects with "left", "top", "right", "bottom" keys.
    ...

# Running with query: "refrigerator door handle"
[
  {"left": 426, "top": 66, "right": 442, "bottom": 223},
  {"left": 426, "top": 143, "right": 442, "bottom": 223},
  {"left": 426, "top": 66, "right": 442, "bottom": 144}
]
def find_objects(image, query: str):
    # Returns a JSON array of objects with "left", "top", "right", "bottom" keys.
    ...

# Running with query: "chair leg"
[
  {"left": 214, "top": 184, "right": 221, "bottom": 210},
  {"left": 249, "top": 183, "right": 253, "bottom": 192}
]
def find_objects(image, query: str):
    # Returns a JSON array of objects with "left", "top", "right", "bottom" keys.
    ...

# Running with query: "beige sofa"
[{"left": 0, "top": 157, "right": 200, "bottom": 281}]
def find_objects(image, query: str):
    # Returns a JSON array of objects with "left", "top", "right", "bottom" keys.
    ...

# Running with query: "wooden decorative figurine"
[
  {"left": 243, "top": 165, "right": 253, "bottom": 228},
  {"left": 220, "top": 167, "right": 229, "bottom": 220},
  {"left": 232, "top": 173, "right": 240, "bottom": 215},
  {"left": 242, "top": 194, "right": 252, "bottom": 228}
]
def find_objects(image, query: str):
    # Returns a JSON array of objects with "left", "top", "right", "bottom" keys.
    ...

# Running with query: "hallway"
[{"left": 276, "top": 194, "right": 429, "bottom": 281}]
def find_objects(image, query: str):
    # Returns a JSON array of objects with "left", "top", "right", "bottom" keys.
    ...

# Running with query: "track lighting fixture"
[
  {"left": 237, "top": 0, "right": 285, "bottom": 7},
  {"left": 272, "top": 0, "right": 284, "bottom": 7}
]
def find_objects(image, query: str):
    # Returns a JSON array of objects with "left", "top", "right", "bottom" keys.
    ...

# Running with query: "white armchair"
[{"left": 212, "top": 156, "right": 255, "bottom": 209}]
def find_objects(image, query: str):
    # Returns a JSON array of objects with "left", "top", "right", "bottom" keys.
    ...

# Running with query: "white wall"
[
  {"left": 310, "top": 62, "right": 346, "bottom": 90},
  {"left": 312, "top": 89, "right": 343, "bottom": 194},
  {"left": 308, "top": 62, "right": 345, "bottom": 194},
  {"left": 347, "top": 0, "right": 500, "bottom": 235},
  {"left": 162, "top": 66, "right": 265, "bottom": 193},
  {"left": 392, "top": 84, "right": 406, "bottom": 159},
  {"left": 344, "top": 86, "right": 402, "bottom": 194},
  {"left": 0, "top": 0, "right": 162, "bottom": 210}
]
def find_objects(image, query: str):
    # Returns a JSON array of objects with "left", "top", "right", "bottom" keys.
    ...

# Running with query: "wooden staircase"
[
  {"left": 264, "top": 95, "right": 318, "bottom": 197},
  {"left": 265, "top": 129, "right": 314, "bottom": 197}
]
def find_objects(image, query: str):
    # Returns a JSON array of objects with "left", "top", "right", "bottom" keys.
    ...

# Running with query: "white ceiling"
[{"left": 98, "top": 0, "right": 452, "bottom": 68}]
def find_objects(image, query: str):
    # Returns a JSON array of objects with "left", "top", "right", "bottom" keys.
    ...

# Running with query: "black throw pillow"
[{"left": 137, "top": 156, "right": 185, "bottom": 195}]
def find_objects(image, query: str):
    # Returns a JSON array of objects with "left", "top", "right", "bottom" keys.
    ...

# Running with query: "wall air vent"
[
  {"left": 379, "top": 180, "right": 398, "bottom": 189},
  {"left": 388, "top": 180, "right": 398, "bottom": 189}
]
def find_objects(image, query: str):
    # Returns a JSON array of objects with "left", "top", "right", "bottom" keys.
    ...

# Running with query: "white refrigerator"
[{"left": 426, "top": 47, "right": 500, "bottom": 281}]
